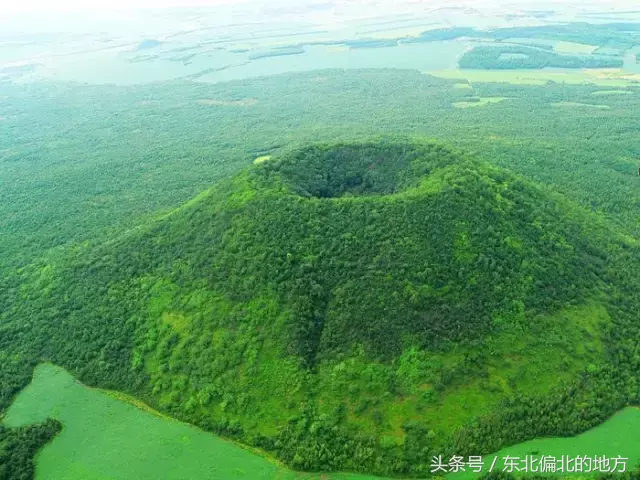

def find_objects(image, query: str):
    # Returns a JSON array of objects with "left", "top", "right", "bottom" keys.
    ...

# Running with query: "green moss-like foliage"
[
  {"left": 0, "top": 421, "right": 61, "bottom": 480},
  {"left": 2, "top": 139, "right": 639, "bottom": 477},
  {"left": 248, "top": 141, "right": 605, "bottom": 362}
]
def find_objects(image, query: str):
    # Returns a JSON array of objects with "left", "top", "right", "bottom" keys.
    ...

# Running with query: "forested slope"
[
  {"left": 2, "top": 140, "right": 640, "bottom": 476},
  {"left": 0, "top": 421, "right": 60, "bottom": 480}
]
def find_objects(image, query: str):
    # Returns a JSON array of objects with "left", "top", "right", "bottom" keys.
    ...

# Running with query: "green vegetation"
[
  {"left": 376, "top": 23, "right": 640, "bottom": 53},
  {"left": 3, "top": 24, "right": 640, "bottom": 475},
  {"left": 4, "top": 364, "right": 384, "bottom": 480},
  {"left": 8, "top": 365, "right": 640, "bottom": 480},
  {"left": 430, "top": 68, "right": 640, "bottom": 86},
  {"left": 553, "top": 41, "right": 598, "bottom": 54},
  {"left": 551, "top": 101, "right": 611, "bottom": 109},
  {"left": 402, "top": 27, "right": 477, "bottom": 43},
  {"left": 3, "top": 67, "right": 640, "bottom": 274},
  {"left": 459, "top": 46, "right": 623, "bottom": 70},
  {"left": 254, "top": 155, "right": 272, "bottom": 164},
  {"left": 2, "top": 139, "right": 639, "bottom": 477},
  {"left": 0, "top": 421, "right": 60, "bottom": 480},
  {"left": 451, "top": 408, "right": 640, "bottom": 479},
  {"left": 452, "top": 97, "right": 509, "bottom": 108},
  {"left": 591, "top": 90, "right": 633, "bottom": 95},
  {"left": 486, "top": 23, "right": 640, "bottom": 48},
  {"left": 495, "top": 38, "right": 556, "bottom": 51}
]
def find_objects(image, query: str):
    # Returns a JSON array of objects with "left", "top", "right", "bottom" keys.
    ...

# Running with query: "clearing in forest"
[
  {"left": 453, "top": 97, "right": 509, "bottom": 108},
  {"left": 254, "top": 155, "right": 272, "bottom": 164},
  {"left": 554, "top": 41, "right": 599, "bottom": 54}
]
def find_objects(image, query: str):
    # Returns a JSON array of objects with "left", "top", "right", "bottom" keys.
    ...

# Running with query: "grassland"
[{"left": 3, "top": 364, "right": 387, "bottom": 480}]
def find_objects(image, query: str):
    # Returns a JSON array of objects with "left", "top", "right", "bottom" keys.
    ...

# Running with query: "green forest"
[
  {"left": 458, "top": 46, "right": 622, "bottom": 69},
  {"left": 2, "top": 19, "right": 640, "bottom": 478},
  {"left": 0, "top": 422, "right": 60, "bottom": 480},
  {"left": 2, "top": 137, "right": 640, "bottom": 476},
  {"left": 349, "top": 23, "right": 640, "bottom": 50}
]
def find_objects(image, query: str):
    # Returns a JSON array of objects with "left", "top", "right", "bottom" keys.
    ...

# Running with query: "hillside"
[{"left": 2, "top": 140, "right": 640, "bottom": 477}]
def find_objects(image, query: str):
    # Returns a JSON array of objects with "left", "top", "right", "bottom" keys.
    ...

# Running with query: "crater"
[{"left": 259, "top": 141, "right": 453, "bottom": 199}]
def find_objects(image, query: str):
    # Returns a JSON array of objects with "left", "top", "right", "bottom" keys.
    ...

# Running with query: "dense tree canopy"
[
  {"left": 459, "top": 46, "right": 623, "bottom": 70},
  {"left": 0, "top": 421, "right": 60, "bottom": 480},
  {"left": 2, "top": 21, "right": 640, "bottom": 473},
  {"left": 2, "top": 139, "right": 639, "bottom": 476}
]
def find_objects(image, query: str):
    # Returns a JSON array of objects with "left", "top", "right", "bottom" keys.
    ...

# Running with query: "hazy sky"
[
  {"left": 1, "top": 0, "right": 241, "bottom": 14},
  {"left": 1, "top": 0, "right": 635, "bottom": 15}
]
